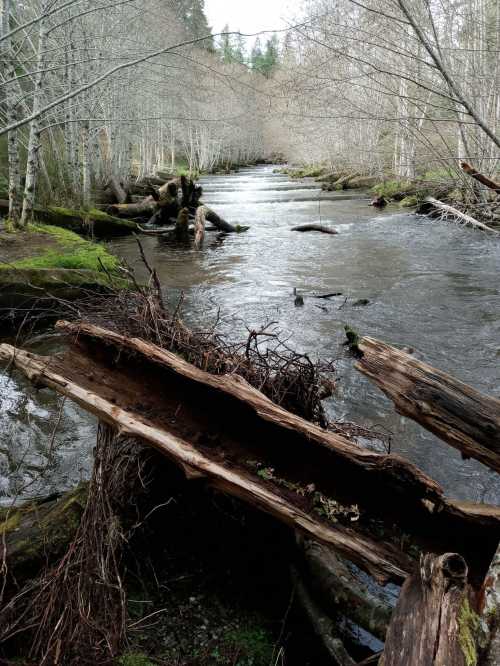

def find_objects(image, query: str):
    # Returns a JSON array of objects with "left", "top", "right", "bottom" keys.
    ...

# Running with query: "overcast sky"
[{"left": 204, "top": 0, "right": 299, "bottom": 36}]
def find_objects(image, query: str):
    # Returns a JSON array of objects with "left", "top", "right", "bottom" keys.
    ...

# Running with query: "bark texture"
[
  {"left": 356, "top": 336, "right": 500, "bottom": 473},
  {"left": 381, "top": 553, "right": 479, "bottom": 666}
]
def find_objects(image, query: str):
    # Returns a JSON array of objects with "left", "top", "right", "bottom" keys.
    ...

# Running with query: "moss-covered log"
[
  {"left": 0, "top": 199, "right": 136, "bottom": 237},
  {"left": 0, "top": 484, "right": 87, "bottom": 586}
]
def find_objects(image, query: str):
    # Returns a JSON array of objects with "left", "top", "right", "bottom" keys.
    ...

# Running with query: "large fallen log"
[
  {"left": 110, "top": 196, "right": 158, "bottom": 218},
  {"left": 356, "top": 336, "right": 500, "bottom": 474},
  {"left": 381, "top": 552, "right": 479, "bottom": 666},
  {"left": 28, "top": 323, "right": 500, "bottom": 569},
  {"left": 0, "top": 341, "right": 411, "bottom": 584},
  {"left": 424, "top": 196, "right": 499, "bottom": 233},
  {"left": 460, "top": 161, "right": 500, "bottom": 193}
]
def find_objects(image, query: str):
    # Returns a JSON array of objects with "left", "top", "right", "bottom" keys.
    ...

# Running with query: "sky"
[{"left": 204, "top": 0, "right": 300, "bottom": 36}]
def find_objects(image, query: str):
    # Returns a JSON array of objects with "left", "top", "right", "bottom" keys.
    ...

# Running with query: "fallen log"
[
  {"left": 424, "top": 196, "right": 499, "bottom": 233},
  {"left": 52, "top": 323, "right": 500, "bottom": 571},
  {"left": 0, "top": 484, "right": 88, "bottom": 586},
  {"left": 111, "top": 196, "right": 158, "bottom": 218},
  {"left": 460, "top": 162, "right": 500, "bottom": 193},
  {"left": 194, "top": 205, "right": 207, "bottom": 249},
  {"left": 0, "top": 341, "right": 411, "bottom": 584},
  {"left": 107, "top": 176, "right": 128, "bottom": 204},
  {"left": 381, "top": 552, "right": 479, "bottom": 666},
  {"left": 356, "top": 336, "right": 500, "bottom": 474},
  {"left": 204, "top": 207, "right": 248, "bottom": 233},
  {"left": 300, "top": 538, "right": 393, "bottom": 641},
  {"left": 292, "top": 566, "right": 357, "bottom": 666},
  {"left": 291, "top": 224, "right": 338, "bottom": 235}
]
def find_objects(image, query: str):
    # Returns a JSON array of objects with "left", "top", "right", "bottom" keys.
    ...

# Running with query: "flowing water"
[{"left": 1, "top": 166, "right": 499, "bottom": 505}]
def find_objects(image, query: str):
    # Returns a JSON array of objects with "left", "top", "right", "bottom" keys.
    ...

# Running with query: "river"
[{"left": 1, "top": 165, "right": 499, "bottom": 505}]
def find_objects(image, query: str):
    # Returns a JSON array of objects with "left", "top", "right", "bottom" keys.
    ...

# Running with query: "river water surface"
[{"left": 1, "top": 166, "right": 499, "bottom": 505}]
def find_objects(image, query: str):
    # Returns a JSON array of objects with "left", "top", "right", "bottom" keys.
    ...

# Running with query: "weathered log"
[
  {"left": 292, "top": 566, "right": 357, "bottom": 666},
  {"left": 424, "top": 196, "right": 499, "bottom": 233},
  {"left": 204, "top": 207, "right": 247, "bottom": 233},
  {"left": 381, "top": 553, "right": 479, "bottom": 666},
  {"left": 0, "top": 200, "right": 136, "bottom": 236},
  {"left": 0, "top": 341, "right": 411, "bottom": 584},
  {"left": 356, "top": 336, "right": 500, "bottom": 473},
  {"left": 194, "top": 205, "right": 207, "bottom": 249},
  {"left": 460, "top": 161, "right": 500, "bottom": 193},
  {"left": 0, "top": 484, "right": 88, "bottom": 585},
  {"left": 107, "top": 176, "right": 128, "bottom": 204},
  {"left": 54, "top": 323, "right": 500, "bottom": 571},
  {"left": 111, "top": 196, "right": 158, "bottom": 218},
  {"left": 478, "top": 542, "right": 500, "bottom": 664},
  {"left": 300, "top": 538, "right": 393, "bottom": 641},
  {"left": 291, "top": 224, "right": 338, "bottom": 234}
]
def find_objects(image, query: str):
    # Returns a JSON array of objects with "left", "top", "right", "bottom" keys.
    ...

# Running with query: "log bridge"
[{"left": 1, "top": 326, "right": 499, "bottom": 663}]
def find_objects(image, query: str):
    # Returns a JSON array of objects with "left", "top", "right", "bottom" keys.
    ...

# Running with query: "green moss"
[
  {"left": 372, "top": 179, "right": 413, "bottom": 198},
  {"left": 284, "top": 165, "right": 327, "bottom": 179},
  {"left": 222, "top": 625, "right": 274, "bottom": 665},
  {"left": 0, "top": 510, "right": 22, "bottom": 535},
  {"left": 399, "top": 195, "right": 418, "bottom": 208},
  {"left": 458, "top": 598, "right": 480, "bottom": 666},
  {"left": 423, "top": 167, "right": 454, "bottom": 181},
  {"left": 5, "top": 223, "right": 120, "bottom": 272},
  {"left": 344, "top": 324, "right": 360, "bottom": 353},
  {"left": 117, "top": 652, "right": 155, "bottom": 666}
]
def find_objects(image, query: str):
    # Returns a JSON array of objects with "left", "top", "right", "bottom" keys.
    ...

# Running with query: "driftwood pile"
[{"left": 105, "top": 173, "right": 246, "bottom": 245}]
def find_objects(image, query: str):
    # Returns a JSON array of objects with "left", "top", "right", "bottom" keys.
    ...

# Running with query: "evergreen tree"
[
  {"left": 219, "top": 27, "right": 246, "bottom": 64},
  {"left": 220, "top": 23, "right": 235, "bottom": 63},
  {"left": 175, "top": 0, "right": 213, "bottom": 50},
  {"left": 261, "top": 34, "right": 279, "bottom": 76},
  {"left": 233, "top": 33, "right": 246, "bottom": 65},
  {"left": 250, "top": 37, "right": 265, "bottom": 71},
  {"left": 251, "top": 34, "right": 279, "bottom": 76}
]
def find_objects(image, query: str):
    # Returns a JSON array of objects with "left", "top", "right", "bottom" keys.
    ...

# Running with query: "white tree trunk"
[{"left": 19, "top": 3, "right": 48, "bottom": 227}]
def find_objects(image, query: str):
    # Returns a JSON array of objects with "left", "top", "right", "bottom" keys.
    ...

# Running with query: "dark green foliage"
[
  {"left": 251, "top": 34, "right": 280, "bottom": 76},
  {"left": 219, "top": 26, "right": 246, "bottom": 64},
  {"left": 175, "top": 0, "right": 214, "bottom": 49}
]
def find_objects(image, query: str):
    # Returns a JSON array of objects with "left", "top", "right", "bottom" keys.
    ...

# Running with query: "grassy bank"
[
  {"left": 0, "top": 223, "right": 119, "bottom": 272},
  {"left": 0, "top": 223, "right": 127, "bottom": 319}
]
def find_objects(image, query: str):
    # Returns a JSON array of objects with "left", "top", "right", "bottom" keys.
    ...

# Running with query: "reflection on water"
[
  {"left": 1, "top": 166, "right": 499, "bottom": 504},
  {"left": 0, "top": 338, "right": 95, "bottom": 505}
]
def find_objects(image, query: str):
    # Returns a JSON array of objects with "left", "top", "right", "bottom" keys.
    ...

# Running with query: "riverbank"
[
  {"left": 277, "top": 165, "right": 500, "bottom": 222},
  {"left": 0, "top": 223, "right": 126, "bottom": 318}
]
